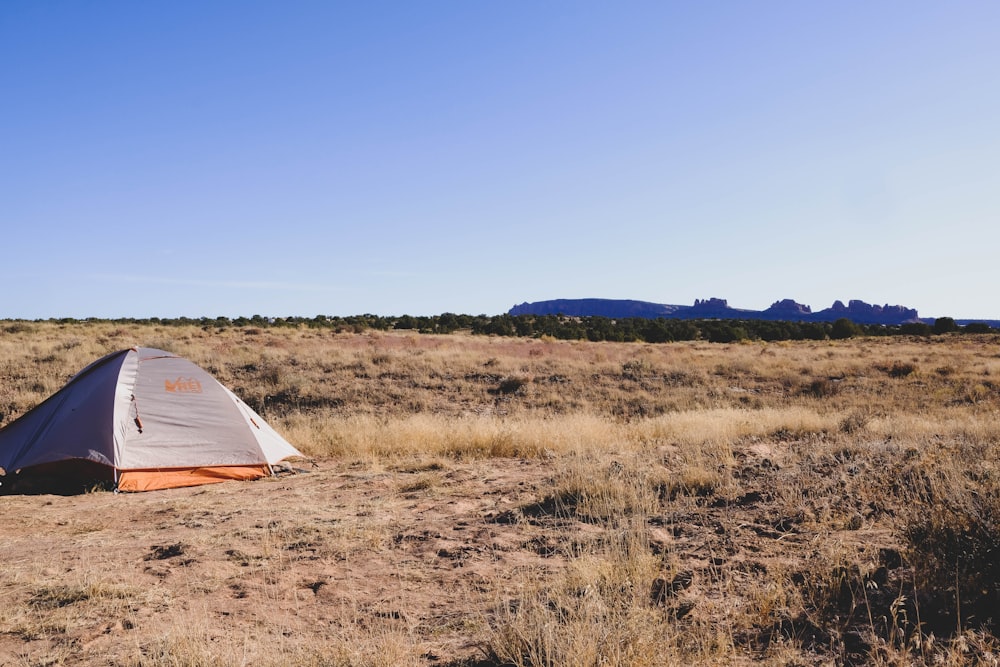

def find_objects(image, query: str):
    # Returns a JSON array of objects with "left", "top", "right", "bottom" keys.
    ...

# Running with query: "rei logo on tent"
[{"left": 165, "top": 377, "right": 203, "bottom": 393}]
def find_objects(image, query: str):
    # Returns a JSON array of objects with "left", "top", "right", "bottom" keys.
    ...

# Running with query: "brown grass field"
[{"left": 2, "top": 322, "right": 1000, "bottom": 666}]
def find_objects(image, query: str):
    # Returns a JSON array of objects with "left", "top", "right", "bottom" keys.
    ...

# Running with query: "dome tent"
[{"left": 0, "top": 347, "right": 302, "bottom": 493}]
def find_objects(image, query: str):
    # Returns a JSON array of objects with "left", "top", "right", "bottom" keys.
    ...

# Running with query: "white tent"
[{"left": 0, "top": 347, "right": 302, "bottom": 492}]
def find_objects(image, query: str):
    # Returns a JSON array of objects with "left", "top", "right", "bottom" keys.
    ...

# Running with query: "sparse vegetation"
[
  {"left": 3, "top": 312, "right": 994, "bottom": 344},
  {"left": 2, "top": 322, "right": 1000, "bottom": 665}
]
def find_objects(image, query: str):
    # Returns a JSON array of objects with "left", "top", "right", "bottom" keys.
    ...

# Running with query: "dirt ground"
[
  {"left": 0, "top": 446, "right": 896, "bottom": 667},
  {"left": 0, "top": 458, "right": 554, "bottom": 665}
]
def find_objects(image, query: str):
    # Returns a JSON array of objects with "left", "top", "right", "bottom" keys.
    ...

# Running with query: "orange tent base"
[{"left": 117, "top": 465, "right": 271, "bottom": 492}]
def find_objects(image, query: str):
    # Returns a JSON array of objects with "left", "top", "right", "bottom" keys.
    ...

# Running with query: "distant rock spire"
[{"left": 509, "top": 297, "right": 924, "bottom": 325}]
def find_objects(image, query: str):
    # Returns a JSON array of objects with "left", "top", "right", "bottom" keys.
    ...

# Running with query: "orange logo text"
[{"left": 165, "top": 377, "right": 203, "bottom": 393}]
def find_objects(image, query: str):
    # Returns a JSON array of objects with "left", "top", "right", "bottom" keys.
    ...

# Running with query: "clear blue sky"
[{"left": 3, "top": 2, "right": 998, "bottom": 319}]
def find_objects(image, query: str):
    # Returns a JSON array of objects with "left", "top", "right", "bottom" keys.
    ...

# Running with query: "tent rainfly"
[{"left": 0, "top": 347, "right": 303, "bottom": 493}]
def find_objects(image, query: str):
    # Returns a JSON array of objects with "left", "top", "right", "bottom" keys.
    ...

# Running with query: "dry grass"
[{"left": 3, "top": 322, "right": 1000, "bottom": 665}]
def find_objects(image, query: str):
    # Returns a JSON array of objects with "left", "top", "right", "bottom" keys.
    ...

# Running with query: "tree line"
[{"left": 17, "top": 314, "right": 994, "bottom": 343}]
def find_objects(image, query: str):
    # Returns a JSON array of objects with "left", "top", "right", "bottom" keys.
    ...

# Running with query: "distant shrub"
[
  {"left": 830, "top": 318, "right": 861, "bottom": 340},
  {"left": 621, "top": 359, "right": 654, "bottom": 381},
  {"left": 494, "top": 376, "right": 530, "bottom": 395},
  {"left": 900, "top": 322, "right": 932, "bottom": 336},
  {"left": 933, "top": 317, "right": 959, "bottom": 334},
  {"left": 888, "top": 361, "right": 917, "bottom": 378},
  {"left": 803, "top": 377, "right": 839, "bottom": 398},
  {"left": 3, "top": 322, "right": 36, "bottom": 334},
  {"left": 701, "top": 322, "right": 748, "bottom": 343},
  {"left": 964, "top": 322, "right": 993, "bottom": 334}
]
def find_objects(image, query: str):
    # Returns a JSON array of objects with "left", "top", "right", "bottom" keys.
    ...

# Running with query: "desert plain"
[{"left": 2, "top": 321, "right": 1000, "bottom": 666}]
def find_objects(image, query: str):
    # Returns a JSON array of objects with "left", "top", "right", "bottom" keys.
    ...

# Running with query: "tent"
[{"left": 0, "top": 347, "right": 303, "bottom": 493}]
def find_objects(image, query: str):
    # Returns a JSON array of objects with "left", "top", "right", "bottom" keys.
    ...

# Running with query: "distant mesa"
[
  {"left": 764, "top": 299, "right": 812, "bottom": 317},
  {"left": 508, "top": 298, "right": 926, "bottom": 326},
  {"left": 507, "top": 298, "right": 678, "bottom": 319}
]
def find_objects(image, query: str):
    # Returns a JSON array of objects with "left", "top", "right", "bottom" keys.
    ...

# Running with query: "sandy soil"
[
  {"left": 1, "top": 458, "right": 563, "bottom": 665},
  {"left": 0, "top": 446, "right": 896, "bottom": 666}
]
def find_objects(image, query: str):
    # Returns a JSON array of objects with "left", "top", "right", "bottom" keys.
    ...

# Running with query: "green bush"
[
  {"left": 933, "top": 317, "right": 959, "bottom": 334},
  {"left": 964, "top": 322, "right": 993, "bottom": 334},
  {"left": 900, "top": 322, "right": 932, "bottom": 336},
  {"left": 830, "top": 318, "right": 861, "bottom": 340}
]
